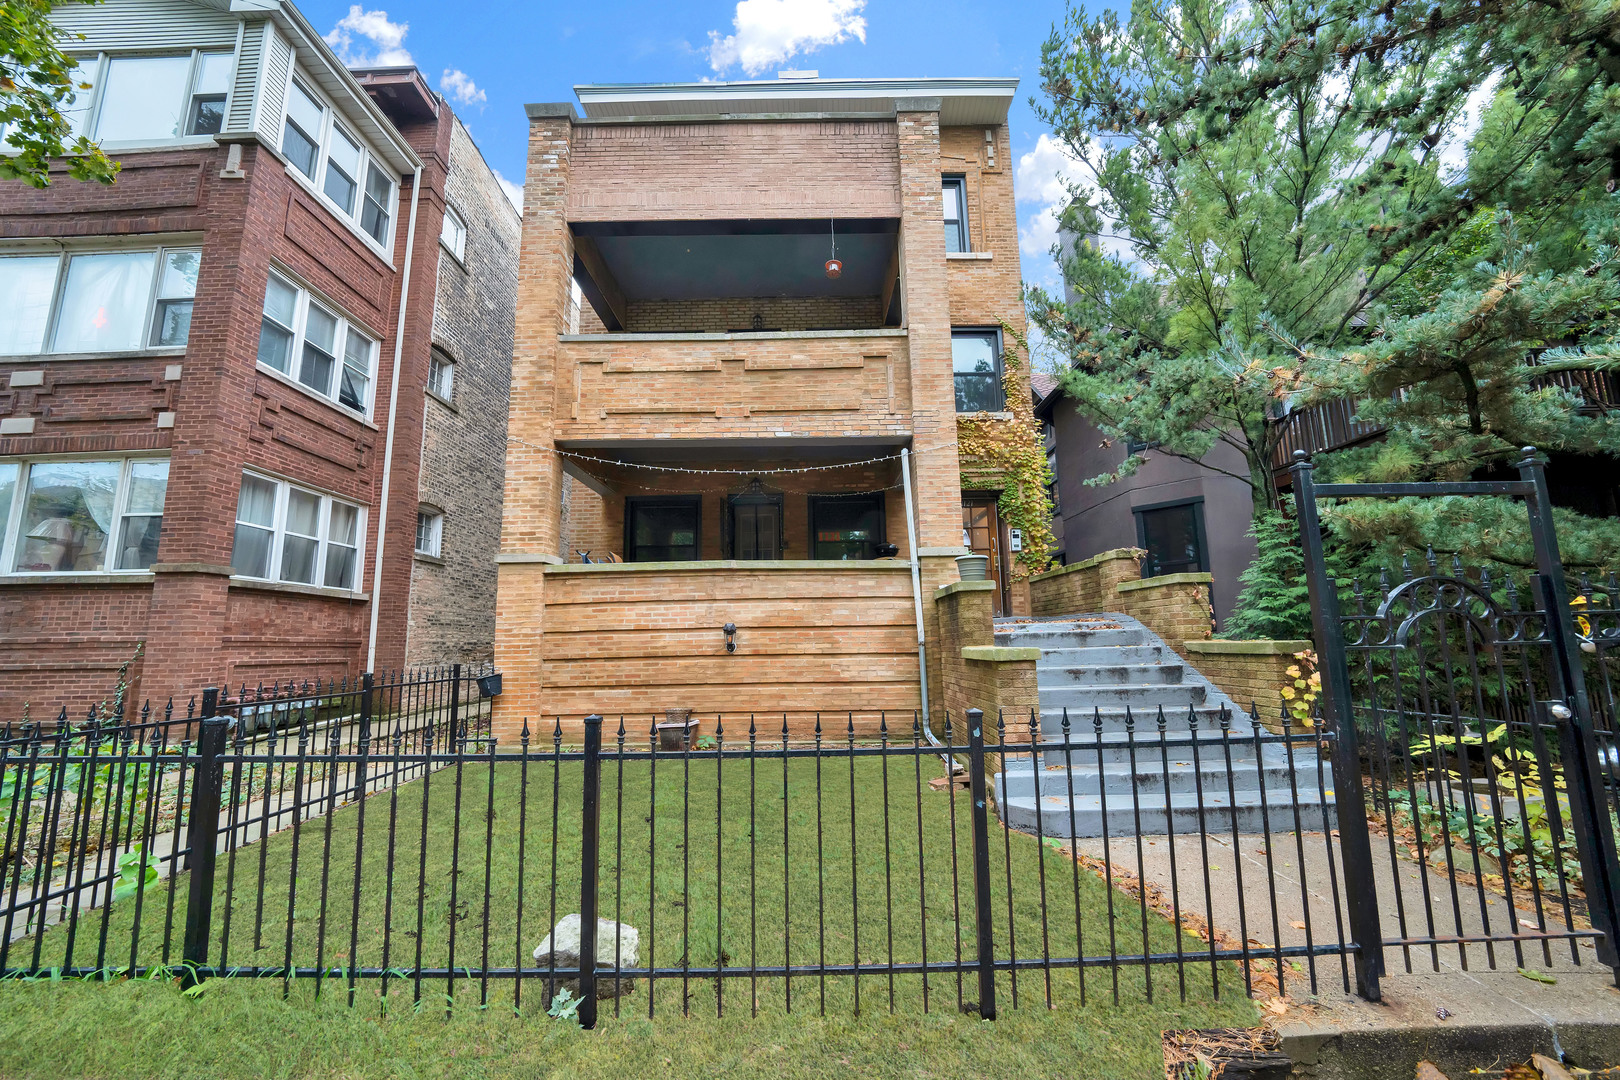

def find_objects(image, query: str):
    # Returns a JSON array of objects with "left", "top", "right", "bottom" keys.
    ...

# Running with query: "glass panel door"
[{"left": 962, "top": 497, "right": 1009, "bottom": 616}]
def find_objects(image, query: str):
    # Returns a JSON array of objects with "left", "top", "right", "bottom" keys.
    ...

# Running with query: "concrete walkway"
[{"left": 1071, "top": 830, "right": 1620, "bottom": 1078}]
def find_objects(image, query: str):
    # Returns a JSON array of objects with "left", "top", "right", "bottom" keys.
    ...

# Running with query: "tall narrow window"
[
  {"left": 942, "top": 176, "right": 968, "bottom": 253},
  {"left": 1136, "top": 499, "right": 1208, "bottom": 578},
  {"left": 727, "top": 481, "right": 782, "bottom": 560},
  {"left": 415, "top": 509, "right": 443, "bottom": 557},
  {"left": 279, "top": 487, "right": 321, "bottom": 584},
  {"left": 150, "top": 250, "right": 200, "bottom": 347},
  {"left": 232, "top": 474, "right": 278, "bottom": 578},
  {"left": 325, "top": 502, "right": 360, "bottom": 587},
  {"left": 187, "top": 52, "right": 233, "bottom": 136},
  {"left": 427, "top": 348, "right": 454, "bottom": 401},
  {"left": 952, "top": 329, "right": 1003, "bottom": 412},
  {"left": 810, "top": 494, "right": 885, "bottom": 560},
  {"left": 361, "top": 163, "right": 393, "bottom": 245},
  {"left": 115, "top": 460, "right": 168, "bottom": 570},
  {"left": 323, "top": 125, "right": 362, "bottom": 215},
  {"left": 0, "top": 256, "right": 60, "bottom": 355},
  {"left": 626, "top": 496, "right": 701, "bottom": 562},
  {"left": 440, "top": 205, "right": 467, "bottom": 260},
  {"left": 282, "top": 79, "right": 323, "bottom": 177},
  {"left": 258, "top": 274, "right": 298, "bottom": 374}
]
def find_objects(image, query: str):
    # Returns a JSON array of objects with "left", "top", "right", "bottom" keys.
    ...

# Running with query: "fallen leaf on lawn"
[
  {"left": 1265, "top": 997, "right": 1289, "bottom": 1015},
  {"left": 1520, "top": 919, "right": 1540, "bottom": 930},
  {"left": 1415, "top": 1061, "right": 1449, "bottom": 1080},
  {"left": 1290, "top": 920, "right": 1307, "bottom": 930},
  {"left": 1532, "top": 1053, "right": 1576, "bottom": 1080},
  {"left": 1517, "top": 967, "right": 1558, "bottom": 985}
]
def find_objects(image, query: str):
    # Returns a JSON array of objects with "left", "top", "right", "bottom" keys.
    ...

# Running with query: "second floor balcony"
[{"left": 559, "top": 217, "right": 911, "bottom": 443}]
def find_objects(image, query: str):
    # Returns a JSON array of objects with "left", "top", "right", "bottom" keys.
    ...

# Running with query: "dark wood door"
[{"left": 962, "top": 497, "right": 1010, "bottom": 616}]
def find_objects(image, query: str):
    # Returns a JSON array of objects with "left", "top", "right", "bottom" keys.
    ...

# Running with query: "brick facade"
[
  {"left": 934, "top": 580, "right": 1039, "bottom": 727},
  {"left": 1028, "top": 549, "right": 1216, "bottom": 660},
  {"left": 0, "top": 11, "right": 509, "bottom": 717},
  {"left": 1183, "top": 639, "right": 1313, "bottom": 730},
  {"left": 407, "top": 117, "right": 522, "bottom": 665},
  {"left": 495, "top": 81, "right": 1026, "bottom": 734}
]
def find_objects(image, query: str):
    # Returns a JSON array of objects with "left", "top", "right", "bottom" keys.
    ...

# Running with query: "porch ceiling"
[
  {"left": 557, "top": 436, "right": 911, "bottom": 465},
  {"left": 572, "top": 219, "right": 898, "bottom": 302}
]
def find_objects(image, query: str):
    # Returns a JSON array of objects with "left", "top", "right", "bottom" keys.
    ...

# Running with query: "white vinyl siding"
[{"left": 51, "top": 0, "right": 239, "bottom": 51}]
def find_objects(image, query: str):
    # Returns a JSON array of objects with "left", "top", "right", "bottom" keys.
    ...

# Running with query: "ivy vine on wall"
[{"left": 956, "top": 321, "right": 1057, "bottom": 581}]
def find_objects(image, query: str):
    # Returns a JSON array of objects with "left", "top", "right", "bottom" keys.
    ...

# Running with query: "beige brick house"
[{"left": 495, "top": 76, "right": 1034, "bottom": 735}]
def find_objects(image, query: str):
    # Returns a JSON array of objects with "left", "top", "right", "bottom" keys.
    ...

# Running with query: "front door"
[{"left": 962, "top": 496, "right": 1010, "bottom": 616}]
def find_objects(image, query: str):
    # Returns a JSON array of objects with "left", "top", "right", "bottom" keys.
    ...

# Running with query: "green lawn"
[{"left": 1, "top": 750, "right": 1257, "bottom": 1077}]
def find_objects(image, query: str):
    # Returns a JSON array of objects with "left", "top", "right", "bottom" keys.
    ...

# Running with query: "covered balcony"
[{"left": 560, "top": 218, "right": 910, "bottom": 443}]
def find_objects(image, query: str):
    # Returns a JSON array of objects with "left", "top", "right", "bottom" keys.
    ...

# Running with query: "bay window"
[
  {"left": 232, "top": 472, "right": 365, "bottom": 591},
  {"left": 0, "top": 247, "right": 200, "bottom": 356},
  {"left": 280, "top": 75, "right": 398, "bottom": 249},
  {"left": 0, "top": 457, "right": 168, "bottom": 574},
  {"left": 256, "top": 270, "right": 376, "bottom": 415}
]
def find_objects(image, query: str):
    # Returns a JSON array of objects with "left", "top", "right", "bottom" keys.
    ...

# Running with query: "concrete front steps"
[{"left": 990, "top": 614, "right": 1334, "bottom": 838}]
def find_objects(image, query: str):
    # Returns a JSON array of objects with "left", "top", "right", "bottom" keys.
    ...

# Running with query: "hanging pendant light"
[{"left": 825, "top": 218, "right": 842, "bottom": 279}]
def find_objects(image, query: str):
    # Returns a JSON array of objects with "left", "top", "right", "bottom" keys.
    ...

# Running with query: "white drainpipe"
[
  {"left": 366, "top": 164, "right": 424, "bottom": 672},
  {"left": 901, "top": 449, "right": 945, "bottom": 752}
]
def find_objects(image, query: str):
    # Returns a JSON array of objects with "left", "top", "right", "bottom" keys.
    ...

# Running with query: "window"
[
  {"left": 231, "top": 472, "right": 365, "bottom": 590},
  {"left": 428, "top": 348, "right": 454, "bottom": 401},
  {"left": 1046, "top": 448, "right": 1060, "bottom": 515},
  {"left": 0, "top": 247, "right": 200, "bottom": 356},
  {"left": 38, "top": 51, "right": 236, "bottom": 146},
  {"left": 625, "top": 496, "right": 701, "bottom": 562},
  {"left": 0, "top": 457, "right": 168, "bottom": 573},
  {"left": 440, "top": 205, "right": 467, "bottom": 260},
  {"left": 1135, "top": 499, "right": 1208, "bottom": 578},
  {"left": 942, "top": 176, "right": 968, "bottom": 253},
  {"left": 279, "top": 75, "right": 398, "bottom": 250},
  {"left": 952, "top": 329, "right": 1003, "bottom": 413},
  {"left": 415, "top": 509, "right": 443, "bottom": 557},
  {"left": 810, "top": 494, "right": 885, "bottom": 560},
  {"left": 256, "top": 270, "right": 376, "bottom": 415},
  {"left": 726, "top": 481, "right": 782, "bottom": 560}
]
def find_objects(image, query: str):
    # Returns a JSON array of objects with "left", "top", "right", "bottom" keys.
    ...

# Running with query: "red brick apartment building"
[
  {"left": 0, "top": 0, "right": 519, "bottom": 717},
  {"left": 496, "top": 77, "right": 1036, "bottom": 733}
]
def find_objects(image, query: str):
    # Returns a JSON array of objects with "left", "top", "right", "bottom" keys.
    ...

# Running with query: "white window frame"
[
  {"left": 257, "top": 268, "right": 378, "bottom": 419},
  {"left": 278, "top": 70, "right": 399, "bottom": 258},
  {"left": 0, "top": 455, "right": 170, "bottom": 576},
  {"left": 415, "top": 508, "right": 443, "bottom": 557},
  {"left": 427, "top": 348, "right": 454, "bottom": 402},
  {"left": 7, "top": 50, "right": 238, "bottom": 152},
  {"left": 230, "top": 471, "right": 367, "bottom": 592},
  {"left": 440, "top": 204, "right": 467, "bottom": 261},
  {"left": 0, "top": 245, "right": 202, "bottom": 358}
]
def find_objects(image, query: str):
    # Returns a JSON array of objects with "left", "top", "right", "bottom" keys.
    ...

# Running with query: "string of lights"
[{"left": 504, "top": 433, "right": 959, "bottom": 477}]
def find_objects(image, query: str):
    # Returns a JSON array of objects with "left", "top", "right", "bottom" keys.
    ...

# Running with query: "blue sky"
[{"left": 302, "top": 0, "right": 1082, "bottom": 289}]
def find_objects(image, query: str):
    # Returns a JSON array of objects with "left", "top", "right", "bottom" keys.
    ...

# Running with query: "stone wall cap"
[
  {"left": 961, "top": 645, "right": 1041, "bottom": 662},
  {"left": 918, "top": 546, "right": 971, "bottom": 558},
  {"left": 933, "top": 580, "right": 995, "bottom": 599},
  {"left": 1029, "top": 547, "right": 1142, "bottom": 581},
  {"left": 525, "top": 102, "right": 580, "bottom": 122},
  {"left": 1186, "top": 639, "right": 1313, "bottom": 655},
  {"left": 497, "top": 553, "right": 564, "bottom": 565},
  {"left": 1116, "top": 571, "right": 1212, "bottom": 592},
  {"left": 546, "top": 559, "right": 915, "bottom": 573}
]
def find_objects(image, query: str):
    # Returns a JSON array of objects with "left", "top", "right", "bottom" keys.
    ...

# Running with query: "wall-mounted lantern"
[{"left": 723, "top": 623, "right": 737, "bottom": 653}]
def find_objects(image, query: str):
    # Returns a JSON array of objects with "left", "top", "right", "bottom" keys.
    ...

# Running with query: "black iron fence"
[
  {"left": 2, "top": 682, "right": 1354, "bottom": 1023},
  {"left": 1293, "top": 448, "right": 1620, "bottom": 999}
]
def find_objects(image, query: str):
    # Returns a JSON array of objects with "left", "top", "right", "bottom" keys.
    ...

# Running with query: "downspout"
[
  {"left": 366, "top": 163, "right": 424, "bottom": 672},
  {"left": 901, "top": 449, "right": 947, "bottom": 757}
]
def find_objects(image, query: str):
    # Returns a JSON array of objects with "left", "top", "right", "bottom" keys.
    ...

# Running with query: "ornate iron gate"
[{"left": 1293, "top": 447, "right": 1620, "bottom": 1000}]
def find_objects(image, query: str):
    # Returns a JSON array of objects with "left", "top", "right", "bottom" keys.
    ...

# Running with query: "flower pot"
[
  {"left": 657, "top": 708, "right": 698, "bottom": 751},
  {"left": 955, "top": 554, "right": 990, "bottom": 581}
]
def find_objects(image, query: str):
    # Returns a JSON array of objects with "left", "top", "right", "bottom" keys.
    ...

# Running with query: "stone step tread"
[{"left": 1001, "top": 788, "right": 1332, "bottom": 814}]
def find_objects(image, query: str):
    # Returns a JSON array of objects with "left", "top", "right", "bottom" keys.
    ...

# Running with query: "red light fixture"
[
  {"left": 825, "top": 219, "right": 841, "bottom": 278},
  {"left": 825, "top": 257, "right": 842, "bottom": 278}
]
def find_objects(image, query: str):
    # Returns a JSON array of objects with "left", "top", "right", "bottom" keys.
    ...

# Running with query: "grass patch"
[{"left": 4, "top": 750, "right": 1257, "bottom": 1076}]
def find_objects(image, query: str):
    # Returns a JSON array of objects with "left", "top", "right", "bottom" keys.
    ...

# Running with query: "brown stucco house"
[
  {"left": 0, "top": 0, "right": 518, "bottom": 717},
  {"left": 495, "top": 75, "right": 1038, "bottom": 735}
]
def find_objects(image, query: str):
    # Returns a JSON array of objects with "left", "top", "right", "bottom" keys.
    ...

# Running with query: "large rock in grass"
[{"left": 532, "top": 914, "right": 639, "bottom": 1006}]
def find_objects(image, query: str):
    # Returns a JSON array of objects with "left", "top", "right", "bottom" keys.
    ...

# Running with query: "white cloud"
[
  {"left": 324, "top": 6, "right": 412, "bottom": 67},
  {"left": 707, "top": 0, "right": 867, "bottom": 76},
  {"left": 440, "top": 68, "right": 487, "bottom": 109},
  {"left": 1016, "top": 133, "right": 1085, "bottom": 286},
  {"left": 493, "top": 169, "right": 523, "bottom": 212}
]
